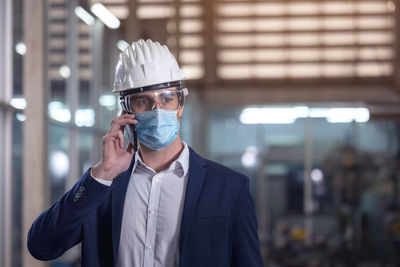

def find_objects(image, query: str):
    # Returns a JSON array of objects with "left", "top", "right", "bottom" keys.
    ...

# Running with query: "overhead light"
[
  {"left": 91, "top": 3, "right": 120, "bottom": 29},
  {"left": 241, "top": 146, "right": 258, "bottom": 168},
  {"left": 240, "top": 107, "right": 297, "bottom": 124},
  {"left": 117, "top": 40, "right": 130, "bottom": 52},
  {"left": 16, "top": 113, "right": 26, "bottom": 122},
  {"left": 240, "top": 106, "right": 370, "bottom": 124},
  {"left": 387, "top": 1, "right": 396, "bottom": 12},
  {"left": 99, "top": 94, "right": 116, "bottom": 110},
  {"left": 48, "top": 101, "right": 71, "bottom": 123},
  {"left": 311, "top": 169, "right": 323, "bottom": 183},
  {"left": 307, "top": 108, "right": 330, "bottom": 118},
  {"left": 326, "top": 108, "right": 354, "bottom": 123},
  {"left": 10, "top": 97, "right": 27, "bottom": 110},
  {"left": 326, "top": 108, "right": 369, "bottom": 123},
  {"left": 59, "top": 65, "right": 71, "bottom": 79},
  {"left": 75, "top": 6, "right": 95, "bottom": 25},
  {"left": 292, "top": 106, "right": 310, "bottom": 118},
  {"left": 49, "top": 150, "right": 69, "bottom": 181},
  {"left": 15, "top": 42, "right": 27, "bottom": 55},
  {"left": 75, "top": 108, "right": 95, "bottom": 127},
  {"left": 354, "top": 108, "right": 370, "bottom": 123}
]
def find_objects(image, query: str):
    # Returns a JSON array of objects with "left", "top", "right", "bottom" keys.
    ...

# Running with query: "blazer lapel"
[
  {"left": 179, "top": 147, "right": 207, "bottom": 251},
  {"left": 111, "top": 154, "right": 136, "bottom": 266}
]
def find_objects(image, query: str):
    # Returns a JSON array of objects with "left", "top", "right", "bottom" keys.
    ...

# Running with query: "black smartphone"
[{"left": 121, "top": 102, "right": 138, "bottom": 151}]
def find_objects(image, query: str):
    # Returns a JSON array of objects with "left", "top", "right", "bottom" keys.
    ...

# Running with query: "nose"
[{"left": 152, "top": 100, "right": 162, "bottom": 110}]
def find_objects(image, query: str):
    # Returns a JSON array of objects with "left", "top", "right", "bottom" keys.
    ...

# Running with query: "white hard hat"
[{"left": 113, "top": 39, "right": 185, "bottom": 94}]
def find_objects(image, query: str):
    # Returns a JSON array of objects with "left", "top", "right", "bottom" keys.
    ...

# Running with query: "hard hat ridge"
[
  {"left": 126, "top": 46, "right": 136, "bottom": 67},
  {"left": 113, "top": 39, "right": 184, "bottom": 93},
  {"left": 142, "top": 41, "right": 152, "bottom": 62},
  {"left": 114, "top": 53, "right": 130, "bottom": 86},
  {"left": 134, "top": 42, "right": 146, "bottom": 65},
  {"left": 150, "top": 42, "right": 162, "bottom": 62}
]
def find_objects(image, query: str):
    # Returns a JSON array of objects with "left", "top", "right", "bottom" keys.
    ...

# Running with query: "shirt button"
[
  {"left": 148, "top": 209, "right": 156, "bottom": 215},
  {"left": 145, "top": 244, "right": 152, "bottom": 250},
  {"left": 154, "top": 178, "right": 160, "bottom": 183}
]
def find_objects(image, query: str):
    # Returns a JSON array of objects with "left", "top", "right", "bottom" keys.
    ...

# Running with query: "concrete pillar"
[
  {"left": 0, "top": 0, "right": 14, "bottom": 266},
  {"left": 303, "top": 116, "right": 313, "bottom": 246},
  {"left": 255, "top": 126, "right": 268, "bottom": 243},
  {"left": 22, "top": 0, "right": 49, "bottom": 266},
  {"left": 203, "top": 0, "right": 217, "bottom": 86},
  {"left": 125, "top": 0, "right": 140, "bottom": 42},
  {"left": 66, "top": 0, "right": 79, "bottom": 191},
  {"left": 90, "top": 20, "right": 104, "bottom": 165},
  {"left": 394, "top": 0, "right": 400, "bottom": 91}
]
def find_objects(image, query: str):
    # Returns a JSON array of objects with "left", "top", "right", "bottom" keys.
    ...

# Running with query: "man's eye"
[
  {"left": 133, "top": 98, "right": 148, "bottom": 106},
  {"left": 160, "top": 93, "right": 177, "bottom": 103},
  {"left": 161, "top": 96, "right": 173, "bottom": 103}
]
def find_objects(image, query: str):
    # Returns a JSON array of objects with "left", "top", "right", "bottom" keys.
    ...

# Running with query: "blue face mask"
[{"left": 134, "top": 109, "right": 180, "bottom": 151}]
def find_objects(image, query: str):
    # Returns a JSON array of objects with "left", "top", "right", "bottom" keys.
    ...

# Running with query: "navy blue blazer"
[{"left": 28, "top": 147, "right": 264, "bottom": 267}]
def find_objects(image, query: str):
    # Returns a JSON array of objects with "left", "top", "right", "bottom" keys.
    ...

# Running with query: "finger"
[
  {"left": 127, "top": 142, "right": 134, "bottom": 154},
  {"left": 113, "top": 135, "right": 120, "bottom": 151},
  {"left": 109, "top": 119, "right": 137, "bottom": 134},
  {"left": 109, "top": 115, "right": 137, "bottom": 133},
  {"left": 103, "top": 134, "right": 117, "bottom": 152},
  {"left": 117, "top": 130, "right": 124, "bottom": 148},
  {"left": 103, "top": 133, "right": 116, "bottom": 145},
  {"left": 115, "top": 113, "right": 136, "bottom": 121},
  {"left": 114, "top": 114, "right": 136, "bottom": 122}
]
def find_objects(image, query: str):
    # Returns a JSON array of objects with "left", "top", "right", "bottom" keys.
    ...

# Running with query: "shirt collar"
[
  {"left": 173, "top": 141, "right": 189, "bottom": 177},
  {"left": 132, "top": 141, "right": 189, "bottom": 178}
]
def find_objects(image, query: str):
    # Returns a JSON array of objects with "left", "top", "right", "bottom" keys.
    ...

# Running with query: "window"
[{"left": 216, "top": 0, "right": 395, "bottom": 80}]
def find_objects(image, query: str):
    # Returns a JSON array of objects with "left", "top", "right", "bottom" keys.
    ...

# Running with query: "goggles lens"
[{"left": 124, "top": 89, "right": 185, "bottom": 113}]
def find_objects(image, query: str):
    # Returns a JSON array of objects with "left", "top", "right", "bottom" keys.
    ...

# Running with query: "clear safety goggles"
[{"left": 121, "top": 88, "right": 188, "bottom": 114}]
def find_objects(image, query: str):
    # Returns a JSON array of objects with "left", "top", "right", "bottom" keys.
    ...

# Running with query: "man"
[{"left": 27, "top": 39, "right": 264, "bottom": 267}]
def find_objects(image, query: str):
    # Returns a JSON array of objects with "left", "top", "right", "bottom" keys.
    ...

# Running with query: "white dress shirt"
[{"left": 93, "top": 142, "right": 189, "bottom": 267}]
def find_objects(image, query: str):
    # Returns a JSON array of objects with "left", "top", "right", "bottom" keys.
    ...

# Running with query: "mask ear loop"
[{"left": 120, "top": 97, "right": 138, "bottom": 152}]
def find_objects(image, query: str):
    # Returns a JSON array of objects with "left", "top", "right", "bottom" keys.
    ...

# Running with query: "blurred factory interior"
[{"left": 1, "top": 0, "right": 400, "bottom": 266}]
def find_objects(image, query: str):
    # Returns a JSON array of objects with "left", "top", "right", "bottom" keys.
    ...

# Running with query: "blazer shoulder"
[
  {"left": 188, "top": 146, "right": 248, "bottom": 187},
  {"left": 204, "top": 158, "right": 248, "bottom": 184}
]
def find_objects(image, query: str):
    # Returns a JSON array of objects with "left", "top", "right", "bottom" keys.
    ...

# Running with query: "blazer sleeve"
[
  {"left": 27, "top": 168, "right": 113, "bottom": 261},
  {"left": 231, "top": 178, "right": 265, "bottom": 267}
]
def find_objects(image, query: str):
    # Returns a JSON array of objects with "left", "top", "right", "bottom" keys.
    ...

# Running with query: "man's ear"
[{"left": 178, "top": 105, "right": 184, "bottom": 118}]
